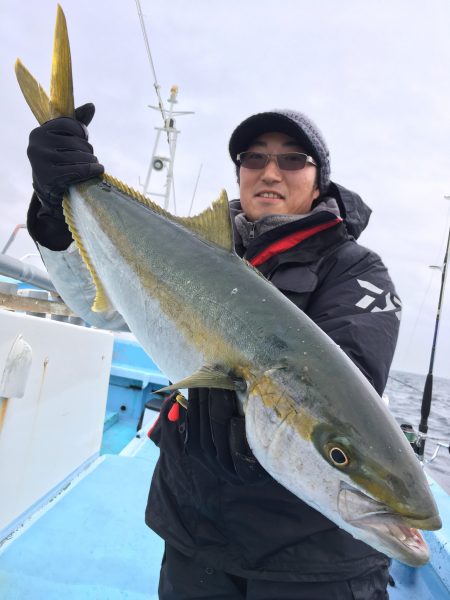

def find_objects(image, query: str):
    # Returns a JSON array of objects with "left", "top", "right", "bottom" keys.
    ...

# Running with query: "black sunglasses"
[{"left": 236, "top": 151, "right": 317, "bottom": 171}]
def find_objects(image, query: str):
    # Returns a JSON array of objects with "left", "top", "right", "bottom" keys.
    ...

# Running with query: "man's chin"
[{"left": 246, "top": 200, "right": 287, "bottom": 220}]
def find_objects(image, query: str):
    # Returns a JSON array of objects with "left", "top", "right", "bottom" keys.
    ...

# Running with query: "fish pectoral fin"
[{"left": 155, "top": 365, "right": 246, "bottom": 393}]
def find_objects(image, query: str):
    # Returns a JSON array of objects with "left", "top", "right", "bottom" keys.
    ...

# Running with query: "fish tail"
[
  {"left": 15, "top": 5, "right": 110, "bottom": 313},
  {"left": 15, "top": 4, "right": 74, "bottom": 123},
  {"left": 49, "top": 4, "right": 75, "bottom": 118}
]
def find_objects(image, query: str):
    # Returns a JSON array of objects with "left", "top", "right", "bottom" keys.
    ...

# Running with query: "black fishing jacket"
[{"left": 145, "top": 182, "right": 401, "bottom": 582}]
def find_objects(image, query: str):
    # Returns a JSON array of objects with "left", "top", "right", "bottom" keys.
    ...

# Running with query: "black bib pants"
[{"left": 158, "top": 544, "right": 390, "bottom": 600}]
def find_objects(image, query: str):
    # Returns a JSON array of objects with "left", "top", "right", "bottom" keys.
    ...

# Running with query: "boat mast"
[
  {"left": 416, "top": 212, "right": 450, "bottom": 459},
  {"left": 144, "top": 87, "right": 193, "bottom": 211},
  {"left": 135, "top": 0, "right": 193, "bottom": 212}
]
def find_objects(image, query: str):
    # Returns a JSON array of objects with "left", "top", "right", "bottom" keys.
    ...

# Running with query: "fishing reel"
[{"left": 400, "top": 422, "right": 450, "bottom": 465}]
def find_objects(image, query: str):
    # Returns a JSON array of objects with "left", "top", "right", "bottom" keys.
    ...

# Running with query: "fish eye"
[{"left": 328, "top": 446, "right": 350, "bottom": 467}]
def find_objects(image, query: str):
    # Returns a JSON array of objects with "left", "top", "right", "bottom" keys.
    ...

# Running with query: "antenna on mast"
[
  {"left": 135, "top": 0, "right": 194, "bottom": 212},
  {"left": 135, "top": 0, "right": 164, "bottom": 123}
]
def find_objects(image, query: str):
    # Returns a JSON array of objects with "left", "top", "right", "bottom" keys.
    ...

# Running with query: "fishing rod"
[{"left": 414, "top": 213, "right": 450, "bottom": 460}]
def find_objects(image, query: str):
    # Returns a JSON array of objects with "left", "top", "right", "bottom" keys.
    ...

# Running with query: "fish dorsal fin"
[
  {"left": 155, "top": 365, "right": 246, "bottom": 394},
  {"left": 104, "top": 177, "right": 234, "bottom": 252},
  {"left": 179, "top": 190, "right": 234, "bottom": 252}
]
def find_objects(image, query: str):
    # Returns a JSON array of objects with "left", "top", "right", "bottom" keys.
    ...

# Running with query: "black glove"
[
  {"left": 186, "top": 388, "right": 269, "bottom": 485},
  {"left": 28, "top": 103, "right": 104, "bottom": 206},
  {"left": 27, "top": 103, "right": 104, "bottom": 251}
]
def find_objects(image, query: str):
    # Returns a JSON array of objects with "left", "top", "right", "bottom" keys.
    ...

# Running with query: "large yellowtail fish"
[{"left": 15, "top": 5, "right": 441, "bottom": 566}]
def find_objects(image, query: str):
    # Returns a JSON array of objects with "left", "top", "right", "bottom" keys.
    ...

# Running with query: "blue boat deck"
[
  {"left": 0, "top": 437, "right": 164, "bottom": 599},
  {"left": 2, "top": 429, "right": 450, "bottom": 599}
]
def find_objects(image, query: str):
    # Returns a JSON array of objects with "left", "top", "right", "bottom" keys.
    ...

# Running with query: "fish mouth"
[{"left": 338, "top": 482, "right": 441, "bottom": 567}]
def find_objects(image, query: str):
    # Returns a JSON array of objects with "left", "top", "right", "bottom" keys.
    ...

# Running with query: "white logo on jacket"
[{"left": 355, "top": 279, "right": 402, "bottom": 319}]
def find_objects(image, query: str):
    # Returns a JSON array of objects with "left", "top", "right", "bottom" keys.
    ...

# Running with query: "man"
[{"left": 27, "top": 107, "right": 400, "bottom": 599}]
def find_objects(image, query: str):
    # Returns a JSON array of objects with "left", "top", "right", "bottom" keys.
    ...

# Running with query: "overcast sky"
[{"left": 1, "top": 0, "right": 450, "bottom": 379}]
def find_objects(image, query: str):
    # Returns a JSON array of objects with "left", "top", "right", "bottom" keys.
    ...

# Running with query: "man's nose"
[{"left": 261, "top": 156, "right": 282, "bottom": 182}]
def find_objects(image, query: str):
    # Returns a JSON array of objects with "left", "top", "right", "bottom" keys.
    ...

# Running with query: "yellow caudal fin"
[
  {"left": 50, "top": 4, "right": 74, "bottom": 118},
  {"left": 15, "top": 5, "right": 74, "bottom": 123},
  {"left": 14, "top": 61, "right": 53, "bottom": 125},
  {"left": 15, "top": 4, "right": 110, "bottom": 312}
]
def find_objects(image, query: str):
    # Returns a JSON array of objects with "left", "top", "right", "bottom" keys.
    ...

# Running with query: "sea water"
[{"left": 386, "top": 371, "right": 450, "bottom": 492}]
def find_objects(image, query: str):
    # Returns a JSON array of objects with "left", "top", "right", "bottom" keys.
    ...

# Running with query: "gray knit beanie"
[{"left": 229, "top": 109, "right": 331, "bottom": 194}]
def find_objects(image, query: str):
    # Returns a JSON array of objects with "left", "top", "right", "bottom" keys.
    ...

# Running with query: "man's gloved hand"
[
  {"left": 28, "top": 103, "right": 104, "bottom": 207},
  {"left": 186, "top": 388, "right": 269, "bottom": 485},
  {"left": 26, "top": 103, "right": 104, "bottom": 250}
]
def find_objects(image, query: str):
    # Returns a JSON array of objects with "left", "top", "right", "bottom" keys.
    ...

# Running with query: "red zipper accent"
[
  {"left": 168, "top": 402, "right": 180, "bottom": 422},
  {"left": 249, "top": 218, "right": 342, "bottom": 267}
]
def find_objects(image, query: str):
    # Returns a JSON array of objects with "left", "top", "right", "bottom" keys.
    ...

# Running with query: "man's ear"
[{"left": 313, "top": 185, "right": 321, "bottom": 201}]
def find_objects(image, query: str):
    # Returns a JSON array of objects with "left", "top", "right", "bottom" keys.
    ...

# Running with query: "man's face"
[{"left": 239, "top": 131, "right": 320, "bottom": 221}]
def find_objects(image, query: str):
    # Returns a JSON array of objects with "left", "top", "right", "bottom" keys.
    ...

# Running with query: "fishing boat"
[{"left": 1, "top": 5, "right": 450, "bottom": 598}]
